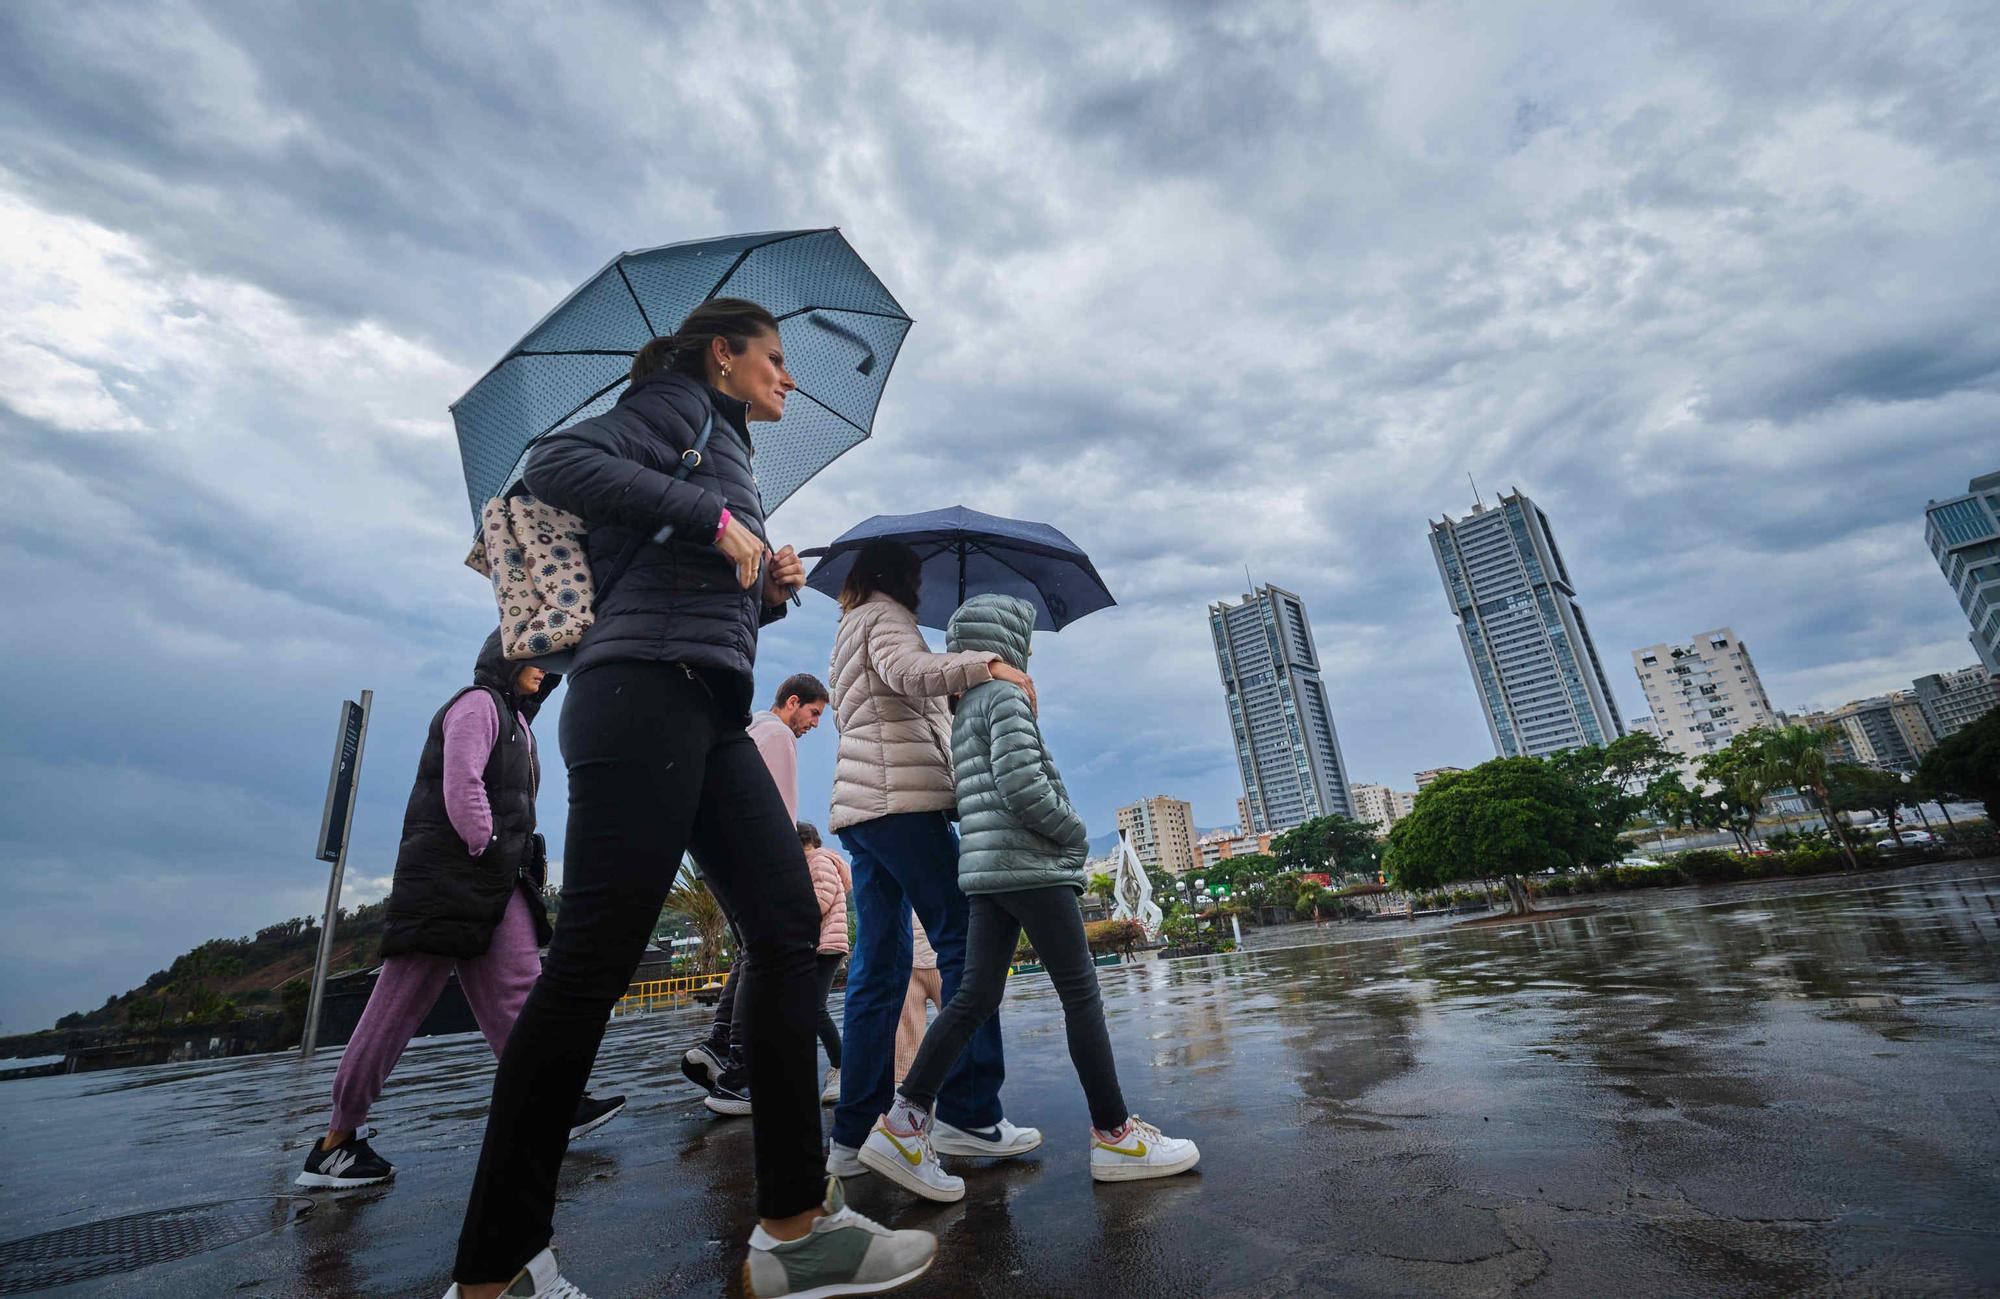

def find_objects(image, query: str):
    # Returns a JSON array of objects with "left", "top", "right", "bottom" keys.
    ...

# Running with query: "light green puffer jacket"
[{"left": 946, "top": 595, "right": 1090, "bottom": 895}]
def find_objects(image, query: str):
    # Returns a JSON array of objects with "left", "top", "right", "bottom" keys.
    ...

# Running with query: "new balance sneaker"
[
  {"left": 296, "top": 1130, "right": 394, "bottom": 1188},
  {"left": 568, "top": 1093, "right": 626, "bottom": 1141},
  {"left": 1089, "top": 1115, "right": 1200, "bottom": 1182},
  {"left": 930, "top": 1115, "right": 1042, "bottom": 1159},
  {"left": 826, "top": 1140, "right": 865, "bottom": 1178},
  {"left": 858, "top": 1110, "right": 963, "bottom": 1202},
  {"left": 682, "top": 1040, "right": 728, "bottom": 1093},
  {"left": 439, "top": 1246, "right": 589, "bottom": 1298},
  {"left": 744, "top": 1176, "right": 936, "bottom": 1298},
  {"left": 821, "top": 1068, "right": 841, "bottom": 1104},
  {"left": 704, "top": 1071, "right": 753, "bottom": 1116}
]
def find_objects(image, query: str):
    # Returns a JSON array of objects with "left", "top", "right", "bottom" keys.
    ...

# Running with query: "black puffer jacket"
[
  {"left": 380, "top": 631, "right": 559, "bottom": 959},
  {"left": 522, "top": 369, "right": 785, "bottom": 711}
]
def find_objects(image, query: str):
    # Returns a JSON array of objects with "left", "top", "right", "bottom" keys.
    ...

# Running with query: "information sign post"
[{"left": 302, "top": 690, "right": 372, "bottom": 1057}]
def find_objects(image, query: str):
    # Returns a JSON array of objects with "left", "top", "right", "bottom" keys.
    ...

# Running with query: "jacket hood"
[
  {"left": 472, "top": 628, "right": 561, "bottom": 723},
  {"left": 946, "top": 594, "right": 1034, "bottom": 671}
]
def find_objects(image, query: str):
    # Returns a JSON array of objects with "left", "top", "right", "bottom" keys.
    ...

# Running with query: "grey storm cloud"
[{"left": 1, "top": 0, "right": 1996, "bottom": 1030}]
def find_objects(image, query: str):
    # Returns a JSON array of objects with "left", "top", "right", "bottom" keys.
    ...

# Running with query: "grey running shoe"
[
  {"left": 743, "top": 1177, "right": 936, "bottom": 1298},
  {"left": 439, "top": 1246, "right": 589, "bottom": 1297}
]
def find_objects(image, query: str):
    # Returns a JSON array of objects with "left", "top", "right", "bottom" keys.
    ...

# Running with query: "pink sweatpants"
[{"left": 328, "top": 888, "right": 541, "bottom": 1131}]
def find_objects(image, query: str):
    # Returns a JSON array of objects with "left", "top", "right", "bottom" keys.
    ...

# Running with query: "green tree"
[
  {"left": 1086, "top": 872, "right": 1117, "bottom": 907},
  {"left": 1757, "top": 724, "right": 1859, "bottom": 869},
  {"left": 1916, "top": 702, "right": 2000, "bottom": 823},
  {"left": 1546, "top": 732, "right": 1679, "bottom": 863},
  {"left": 1270, "top": 815, "right": 1382, "bottom": 877},
  {"left": 1825, "top": 763, "right": 1912, "bottom": 832},
  {"left": 662, "top": 878, "right": 729, "bottom": 974},
  {"left": 1694, "top": 733, "right": 1777, "bottom": 851},
  {"left": 1200, "top": 853, "right": 1276, "bottom": 897},
  {"left": 1381, "top": 759, "right": 1598, "bottom": 915}
]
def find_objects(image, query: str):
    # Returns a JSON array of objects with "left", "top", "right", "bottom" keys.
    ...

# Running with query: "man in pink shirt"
[{"left": 682, "top": 673, "right": 830, "bottom": 1113}]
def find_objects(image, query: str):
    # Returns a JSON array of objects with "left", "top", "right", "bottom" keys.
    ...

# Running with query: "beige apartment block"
[
  {"left": 1414, "top": 767, "right": 1464, "bottom": 790},
  {"left": 1350, "top": 783, "right": 1416, "bottom": 837},
  {"left": 1196, "top": 827, "right": 1275, "bottom": 871},
  {"left": 1115, "top": 795, "right": 1198, "bottom": 874},
  {"left": 1633, "top": 628, "right": 1777, "bottom": 763}
]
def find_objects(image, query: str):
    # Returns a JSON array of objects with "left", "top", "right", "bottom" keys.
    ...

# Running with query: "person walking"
[
  {"left": 442, "top": 301, "right": 935, "bottom": 1299},
  {"left": 800, "top": 821, "right": 853, "bottom": 1103},
  {"left": 893, "top": 912, "right": 940, "bottom": 1084},
  {"left": 681, "top": 673, "right": 830, "bottom": 1115},
  {"left": 296, "top": 631, "right": 624, "bottom": 1190},
  {"left": 859, "top": 595, "right": 1199, "bottom": 1201},
  {"left": 824, "top": 540, "right": 1041, "bottom": 1180}
]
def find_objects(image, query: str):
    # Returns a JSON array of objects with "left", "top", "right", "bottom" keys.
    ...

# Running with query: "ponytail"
[{"left": 628, "top": 298, "right": 780, "bottom": 385}]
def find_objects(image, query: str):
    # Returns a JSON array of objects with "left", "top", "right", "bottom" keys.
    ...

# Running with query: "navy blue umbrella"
[
  {"left": 803, "top": 506, "right": 1116, "bottom": 632},
  {"left": 449, "top": 228, "right": 912, "bottom": 527}
]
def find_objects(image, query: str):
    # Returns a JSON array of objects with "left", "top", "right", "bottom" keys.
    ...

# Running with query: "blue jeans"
[{"left": 833, "top": 811, "right": 1006, "bottom": 1147}]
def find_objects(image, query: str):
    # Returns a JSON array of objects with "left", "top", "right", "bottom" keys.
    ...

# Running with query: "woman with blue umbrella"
[{"left": 443, "top": 300, "right": 935, "bottom": 1299}]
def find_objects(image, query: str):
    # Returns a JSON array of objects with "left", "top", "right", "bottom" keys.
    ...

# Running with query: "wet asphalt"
[{"left": 4, "top": 862, "right": 1999, "bottom": 1298}]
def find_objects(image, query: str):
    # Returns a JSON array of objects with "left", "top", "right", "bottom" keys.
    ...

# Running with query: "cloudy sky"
[{"left": 2, "top": 0, "right": 1995, "bottom": 1032}]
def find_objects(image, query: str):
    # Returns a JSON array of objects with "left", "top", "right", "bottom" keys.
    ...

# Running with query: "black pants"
[
  {"left": 899, "top": 884, "right": 1126, "bottom": 1131},
  {"left": 815, "top": 952, "right": 843, "bottom": 1070},
  {"left": 454, "top": 663, "right": 822, "bottom": 1283},
  {"left": 706, "top": 946, "right": 746, "bottom": 1062}
]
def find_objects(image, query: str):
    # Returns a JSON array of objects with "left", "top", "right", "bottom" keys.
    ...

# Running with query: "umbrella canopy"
[
  {"left": 449, "top": 228, "right": 912, "bottom": 527},
  {"left": 803, "top": 506, "right": 1116, "bottom": 632}
]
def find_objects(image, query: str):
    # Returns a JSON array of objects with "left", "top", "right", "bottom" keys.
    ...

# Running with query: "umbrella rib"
[
  {"left": 704, "top": 230, "right": 821, "bottom": 302},
  {"left": 615, "top": 262, "right": 658, "bottom": 337},
  {"left": 514, "top": 348, "right": 643, "bottom": 357},
  {"left": 773, "top": 306, "right": 913, "bottom": 324},
  {"left": 790, "top": 386, "right": 869, "bottom": 437}
]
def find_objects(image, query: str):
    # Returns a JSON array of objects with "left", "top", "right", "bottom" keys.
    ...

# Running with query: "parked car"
[{"left": 1881, "top": 828, "right": 1936, "bottom": 846}]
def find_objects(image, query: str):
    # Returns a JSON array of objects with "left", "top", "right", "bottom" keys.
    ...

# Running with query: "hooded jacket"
[
  {"left": 521, "top": 369, "right": 784, "bottom": 712},
  {"left": 381, "top": 631, "right": 560, "bottom": 959},
  {"left": 807, "top": 845, "right": 854, "bottom": 954},
  {"left": 946, "top": 595, "right": 1089, "bottom": 895},
  {"left": 826, "top": 593, "right": 995, "bottom": 832}
]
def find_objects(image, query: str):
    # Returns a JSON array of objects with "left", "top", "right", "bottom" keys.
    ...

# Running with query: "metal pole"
[{"left": 303, "top": 690, "right": 372, "bottom": 1057}]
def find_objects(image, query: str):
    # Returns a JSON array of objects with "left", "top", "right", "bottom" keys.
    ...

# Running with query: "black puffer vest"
[{"left": 380, "top": 631, "right": 558, "bottom": 959}]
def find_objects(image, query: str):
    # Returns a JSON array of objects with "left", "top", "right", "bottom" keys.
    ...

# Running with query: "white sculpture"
[{"left": 1108, "top": 833, "right": 1164, "bottom": 939}]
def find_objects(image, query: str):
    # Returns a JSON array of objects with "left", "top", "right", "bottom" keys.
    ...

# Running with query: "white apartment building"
[
  {"left": 1115, "top": 795, "right": 1199, "bottom": 874},
  {"left": 1350, "top": 783, "right": 1416, "bottom": 837},
  {"left": 1632, "top": 628, "right": 1777, "bottom": 763}
]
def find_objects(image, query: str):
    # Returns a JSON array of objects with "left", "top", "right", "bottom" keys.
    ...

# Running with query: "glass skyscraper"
[
  {"left": 1209, "top": 584, "right": 1354, "bottom": 834},
  {"left": 1924, "top": 470, "right": 2000, "bottom": 675},
  {"left": 1429, "top": 490, "right": 1625, "bottom": 758}
]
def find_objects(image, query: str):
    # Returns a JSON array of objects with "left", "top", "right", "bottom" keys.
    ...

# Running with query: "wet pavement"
[{"left": 5, "top": 862, "right": 2000, "bottom": 1297}]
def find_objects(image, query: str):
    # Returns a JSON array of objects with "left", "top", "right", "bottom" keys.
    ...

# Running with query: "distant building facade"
[
  {"left": 1349, "top": 784, "right": 1403, "bottom": 837},
  {"left": 1913, "top": 665, "right": 2000, "bottom": 739},
  {"left": 1924, "top": 470, "right": 2000, "bottom": 674},
  {"left": 1631, "top": 628, "right": 1778, "bottom": 764},
  {"left": 1115, "top": 795, "right": 1199, "bottom": 875},
  {"left": 1196, "top": 827, "right": 1275, "bottom": 871},
  {"left": 1796, "top": 693, "right": 1937, "bottom": 773},
  {"left": 1209, "top": 584, "right": 1355, "bottom": 833},
  {"left": 1413, "top": 766, "right": 1464, "bottom": 791},
  {"left": 1429, "top": 490, "right": 1625, "bottom": 757}
]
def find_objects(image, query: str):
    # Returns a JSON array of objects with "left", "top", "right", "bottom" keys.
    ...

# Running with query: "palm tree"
[
  {"left": 1756, "top": 724, "right": 1859, "bottom": 870},
  {"left": 662, "top": 877, "right": 730, "bottom": 975}
]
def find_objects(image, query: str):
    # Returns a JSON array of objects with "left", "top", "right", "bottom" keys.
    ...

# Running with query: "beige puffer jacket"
[{"left": 828, "top": 593, "right": 996, "bottom": 832}]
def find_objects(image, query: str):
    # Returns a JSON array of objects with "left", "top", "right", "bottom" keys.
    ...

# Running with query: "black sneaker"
[
  {"left": 569, "top": 1093, "right": 626, "bottom": 1141},
  {"left": 296, "top": 1130, "right": 394, "bottom": 1188},
  {"left": 704, "top": 1070, "right": 752, "bottom": 1116},
  {"left": 682, "top": 1041, "right": 728, "bottom": 1094}
]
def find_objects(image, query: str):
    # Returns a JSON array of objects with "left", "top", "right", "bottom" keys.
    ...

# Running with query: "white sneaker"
[
  {"left": 858, "top": 1115, "right": 964, "bottom": 1202},
  {"left": 931, "top": 1115, "right": 1042, "bottom": 1158},
  {"left": 745, "top": 1177, "right": 936, "bottom": 1297},
  {"left": 826, "top": 1140, "right": 865, "bottom": 1178},
  {"left": 440, "top": 1246, "right": 589, "bottom": 1297},
  {"left": 1089, "top": 1115, "right": 1200, "bottom": 1183},
  {"left": 821, "top": 1067, "right": 841, "bottom": 1104}
]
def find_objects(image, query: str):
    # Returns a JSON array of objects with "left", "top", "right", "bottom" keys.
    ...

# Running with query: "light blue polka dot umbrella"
[{"left": 450, "top": 229, "right": 912, "bottom": 528}]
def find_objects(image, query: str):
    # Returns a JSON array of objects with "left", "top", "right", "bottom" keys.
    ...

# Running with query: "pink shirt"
[
  {"left": 440, "top": 690, "right": 532, "bottom": 854},
  {"left": 747, "top": 709, "right": 798, "bottom": 820}
]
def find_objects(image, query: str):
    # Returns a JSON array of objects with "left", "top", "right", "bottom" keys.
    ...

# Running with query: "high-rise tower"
[
  {"left": 1924, "top": 470, "right": 2000, "bottom": 675},
  {"left": 1429, "top": 489, "right": 1624, "bottom": 757},
  {"left": 1209, "top": 584, "right": 1354, "bottom": 834}
]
